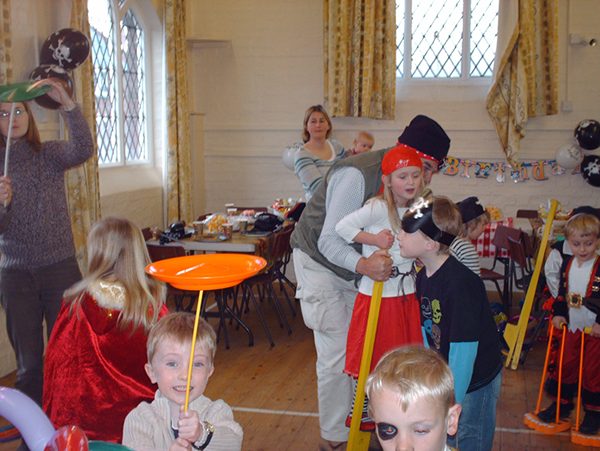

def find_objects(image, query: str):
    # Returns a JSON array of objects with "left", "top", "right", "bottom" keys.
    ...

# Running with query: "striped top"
[
  {"left": 290, "top": 139, "right": 345, "bottom": 200},
  {"left": 450, "top": 237, "right": 481, "bottom": 276}
]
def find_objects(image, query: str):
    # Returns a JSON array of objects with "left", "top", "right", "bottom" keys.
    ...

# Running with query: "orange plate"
[{"left": 145, "top": 254, "right": 266, "bottom": 291}]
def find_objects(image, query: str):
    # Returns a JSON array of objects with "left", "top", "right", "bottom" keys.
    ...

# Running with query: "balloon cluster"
[
  {"left": 29, "top": 28, "right": 90, "bottom": 110},
  {"left": 575, "top": 119, "right": 600, "bottom": 187},
  {"left": 555, "top": 119, "right": 600, "bottom": 187}
]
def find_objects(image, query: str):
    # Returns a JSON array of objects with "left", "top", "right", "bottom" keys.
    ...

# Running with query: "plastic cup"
[{"left": 239, "top": 219, "right": 249, "bottom": 233}]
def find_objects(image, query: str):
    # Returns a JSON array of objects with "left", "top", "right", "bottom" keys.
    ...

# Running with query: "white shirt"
[
  {"left": 566, "top": 257, "right": 597, "bottom": 332},
  {"left": 336, "top": 198, "right": 415, "bottom": 297}
]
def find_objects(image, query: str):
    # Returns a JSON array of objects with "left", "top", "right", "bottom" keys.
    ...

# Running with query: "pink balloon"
[{"left": 0, "top": 387, "right": 55, "bottom": 451}]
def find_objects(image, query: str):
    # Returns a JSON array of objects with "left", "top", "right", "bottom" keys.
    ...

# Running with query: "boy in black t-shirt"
[{"left": 398, "top": 196, "right": 503, "bottom": 451}]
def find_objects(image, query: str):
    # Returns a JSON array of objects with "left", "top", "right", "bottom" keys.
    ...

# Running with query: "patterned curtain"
[
  {"left": 67, "top": 0, "right": 101, "bottom": 268},
  {"left": 324, "top": 0, "right": 396, "bottom": 119},
  {"left": 0, "top": 0, "right": 12, "bottom": 84},
  {"left": 165, "top": 0, "right": 192, "bottom": 223},
  {"left": 486, "top": 0, "right": 559, "bottom": 164}
]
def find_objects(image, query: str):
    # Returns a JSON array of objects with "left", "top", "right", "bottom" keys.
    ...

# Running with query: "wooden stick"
[
  {"left": 184, "top": 289, "right": 204, "bottom": 413},
  {"left": 3, "top": 103, "right": 15, "bottom": 209},
  {"left": 3, "top": 102, "right": 15, "bottom": 177},
  {"left": 347, "top": 280, "right": 383, "bottom": 451}
]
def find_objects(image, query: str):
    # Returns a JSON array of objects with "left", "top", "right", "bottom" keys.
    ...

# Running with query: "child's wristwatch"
[{"left": 192, "top": 421, "right": 215, "bottom": 450}]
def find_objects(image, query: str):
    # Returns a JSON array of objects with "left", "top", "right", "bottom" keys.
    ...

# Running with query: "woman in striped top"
[{"left": 288, "top": 105, "right": 346, "bottom": 200}]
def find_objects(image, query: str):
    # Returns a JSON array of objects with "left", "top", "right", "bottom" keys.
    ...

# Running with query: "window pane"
[
  {"left": 411, "top": 0, "right": 463, "bottom": 78},
  {"left": 120, "top": 9, "right": 147, "bottom": 162},
  {"left": 88, "top": 0, "right": 119, "bottom": 164},
  {"left": 395, "top": 1, "right": 405, "bottom": 78},
  {"left": 395, "top": 0, "right": 498, "bottom": 79},
  {"left": 470, "top": 0, "right": 498, "bottom": 77}
]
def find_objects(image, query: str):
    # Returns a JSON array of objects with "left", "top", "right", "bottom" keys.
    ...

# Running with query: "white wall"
[{"left": 187, "top": 0, "right": 600, "bottom": 218}]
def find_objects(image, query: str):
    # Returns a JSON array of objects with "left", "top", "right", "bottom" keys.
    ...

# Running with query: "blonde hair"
[
  {"left": 302, "top": 105, "right": 332, "bottom": 143},
  {"left": 356, "top": 131, "right": 374, "bottom": 144},
  {"left": 64, "top": 217, "right": 165, "bottom": 331},
  {"left": 147, "top": 312, "right": 217, "bottom": 364},
  {"left": 432, "top": 196, "right": 463, "bottom": 254},
  {"left": 378, "top": 172, "right": 425, "bottom": 235},
  {"left": 366, "top": 346, "right": 455, "bottom": 414},
  {"left": 565, "top": 213, "right": 600, "bottom": 240},
  {"left": 462, "top": 211, "right": 491, "bottom": 238},
  {"left": 0, "top": 102, "right": 42, "bottom": 151}
]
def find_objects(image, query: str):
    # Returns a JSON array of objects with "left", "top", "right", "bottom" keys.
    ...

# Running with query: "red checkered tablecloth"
[{"left": 472, "top": 218, "right": 514, "bottom": 258}]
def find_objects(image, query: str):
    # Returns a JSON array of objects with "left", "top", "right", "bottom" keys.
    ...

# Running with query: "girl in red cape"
[{"left": 43, "top": 217, "right": 168, "bottom": 443}]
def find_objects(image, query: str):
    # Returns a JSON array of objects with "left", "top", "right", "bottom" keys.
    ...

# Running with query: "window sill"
[{"left": 99, "top": 165, "right": 162, "bottom": 197}]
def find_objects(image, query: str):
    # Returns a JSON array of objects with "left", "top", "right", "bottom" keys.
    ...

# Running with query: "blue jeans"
[{"left": 449, "top": 370, "right": 502, "bottom": 451}]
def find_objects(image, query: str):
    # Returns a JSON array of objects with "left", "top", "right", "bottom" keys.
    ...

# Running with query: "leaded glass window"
[
  {"left": 88, "top": 0, "right": 148, "bottom": 165},
  {"left": 396, "top": 0, "right": 499, "bottom": 79}
]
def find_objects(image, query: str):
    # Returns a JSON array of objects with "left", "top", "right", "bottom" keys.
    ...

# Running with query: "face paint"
[{"left": 376, "top": 422, "right": 398, "bottom": 440}]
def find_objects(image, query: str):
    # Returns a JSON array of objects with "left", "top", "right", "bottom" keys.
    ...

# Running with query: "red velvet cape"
[{"left": 42, "top": 292, "right": 168, "bottom": 443}]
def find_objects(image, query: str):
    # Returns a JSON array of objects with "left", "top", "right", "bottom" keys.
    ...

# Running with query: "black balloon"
[
  {"left": 29, "top": 65, "right": 74, "bottom": 110},
  {"left": 581, "top": 155, "right": 600, "bottom": 187},
  {"left": 40, "top": 28, "right": 90, "bottom": 70},
  {"left": 574, "top": 119, "right": 600, "bottom": 150}
]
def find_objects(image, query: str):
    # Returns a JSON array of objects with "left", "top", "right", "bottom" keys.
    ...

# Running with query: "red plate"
[{"left": 145, "top": 253, "right": 266, "bottom": 291}]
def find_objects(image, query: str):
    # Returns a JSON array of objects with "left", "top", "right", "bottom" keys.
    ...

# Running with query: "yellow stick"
[
  {"left": 504, "top": 199, "right": 557, "bottom": 369},
  {"left": 347, "top": 280, "right": 384, "bottom": 451},
  {"left": 184, "top": 289, "right": 204, "bottom": 413}
]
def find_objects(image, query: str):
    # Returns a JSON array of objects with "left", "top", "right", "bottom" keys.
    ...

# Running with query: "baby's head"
[
  {"left": 457, "top": 196, "right": 490, "bottom": 240},
  {"left": 145, "top": 312, "right": 217, "bottom": 408},
  {"left": 366, "top": 346, "right": 461, "bottom": 451},
  {"left": 352, "top": 131, "right": 375, "bottom": 154}
]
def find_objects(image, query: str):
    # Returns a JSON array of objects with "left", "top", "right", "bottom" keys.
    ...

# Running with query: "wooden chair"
[
  {"left": 481, "top": 225, "right": 523, "bottom": 312},
  {"left": 238, "top": 224, "right": 296, "bottom": 345}
]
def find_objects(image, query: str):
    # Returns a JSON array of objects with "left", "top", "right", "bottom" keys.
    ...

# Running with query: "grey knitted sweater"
[{"left": 0, "top": 106, "right": 94, "bottom": 269}]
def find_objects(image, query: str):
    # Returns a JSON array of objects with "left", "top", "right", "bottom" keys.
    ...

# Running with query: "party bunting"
[{"left": 440, "top": 157, "right": 580, "bottom": 183}]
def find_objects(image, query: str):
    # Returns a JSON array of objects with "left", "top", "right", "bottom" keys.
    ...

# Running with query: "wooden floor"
[{"left": 0, "top": 287, "right": 597, "bottom": 450}]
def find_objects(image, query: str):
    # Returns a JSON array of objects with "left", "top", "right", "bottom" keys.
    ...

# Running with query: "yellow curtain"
[
  {"left": 67, "top": 0, "right": 101, "bottom": 268},
  {"left": 324, "top": 0, "right": 396, "bottom": 119},
  {"left": 165, "top": 0, "right": 192, "bottom": 224},
  {"left": 486, "top": 0, "right": 558, "bottom": 164},
  {"left": 0, "top": 0, "right": 12, "bottom": 84}
]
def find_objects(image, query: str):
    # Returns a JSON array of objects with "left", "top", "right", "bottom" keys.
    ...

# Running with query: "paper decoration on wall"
[{"left": 440, "top": 157, "right": 581, "bottom": 183}]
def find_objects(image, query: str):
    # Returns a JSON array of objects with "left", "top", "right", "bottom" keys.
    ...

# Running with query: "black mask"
[{"left": 401, "top": 198, "right": 455, "bottom": 246}]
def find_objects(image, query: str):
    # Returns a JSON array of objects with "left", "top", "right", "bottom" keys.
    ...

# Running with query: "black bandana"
[{"left": 401, "top": 198, "right": 456, "bottom": 246}]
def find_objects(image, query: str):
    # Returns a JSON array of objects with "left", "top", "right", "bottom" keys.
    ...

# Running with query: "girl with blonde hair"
[
  {"left": 43, "top": 217, "right": 168, "bottom": 443},
  {"left": 335, "top": 144, "right": 426, "bottom": 431}
]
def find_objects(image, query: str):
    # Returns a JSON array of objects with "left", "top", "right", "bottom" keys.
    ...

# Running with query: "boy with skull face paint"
[{"left": 397, "top": 196, "right": 502, "bottom": 451}]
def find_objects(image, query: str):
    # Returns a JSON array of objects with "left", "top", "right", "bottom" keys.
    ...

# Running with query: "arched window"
[
  {"left": 396, "top": 0, "right": 499, "bottom": 79},
  {"left": 88, "top": 0, "right": 149, "bottom": 165}
]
